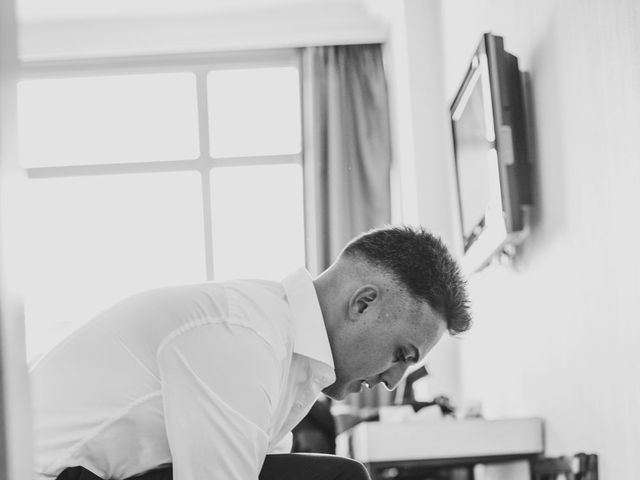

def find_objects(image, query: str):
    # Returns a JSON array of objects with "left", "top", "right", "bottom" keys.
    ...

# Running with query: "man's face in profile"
[{"left": 322, "top": 292, "right": 446, "bottom": 400}]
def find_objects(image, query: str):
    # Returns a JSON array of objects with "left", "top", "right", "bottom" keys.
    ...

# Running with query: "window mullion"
[
  {"left": 195, "top": 69, "right": 215, "bottom": 281},
  {"left": 210, "top": 153, "right": 301, "bottom": 168}
]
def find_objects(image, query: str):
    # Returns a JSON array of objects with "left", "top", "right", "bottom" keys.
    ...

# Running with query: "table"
[{"left": 337, "top": 417, "right": 544, "bottom": 480}]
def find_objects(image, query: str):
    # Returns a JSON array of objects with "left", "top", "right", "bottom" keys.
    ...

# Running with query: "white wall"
[{"left": 437, "top": 1, "right": 640, "bottom": 478}]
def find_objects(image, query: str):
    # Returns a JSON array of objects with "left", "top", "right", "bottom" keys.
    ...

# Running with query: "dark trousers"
[{"left": 56, "top": 453, "right": 371, "bottom": 480}]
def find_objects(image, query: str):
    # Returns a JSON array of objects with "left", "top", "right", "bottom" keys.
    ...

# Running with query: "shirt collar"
[{"left": 282, "top": 268, "right": 335, "bottom": 378}]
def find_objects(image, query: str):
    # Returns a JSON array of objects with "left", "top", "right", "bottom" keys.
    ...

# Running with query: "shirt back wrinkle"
[{"left": 53, "top": 390, "right": 163, "bottom": 475}]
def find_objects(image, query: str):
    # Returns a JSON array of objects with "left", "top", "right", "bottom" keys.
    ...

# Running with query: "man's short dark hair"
[{"left": 342, "top": 225, "right": 471, "bottom": 335}]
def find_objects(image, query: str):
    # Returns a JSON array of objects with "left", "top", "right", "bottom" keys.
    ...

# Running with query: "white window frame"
[{"left": 17, "top": 48, "right": 305, "bottom": 281}]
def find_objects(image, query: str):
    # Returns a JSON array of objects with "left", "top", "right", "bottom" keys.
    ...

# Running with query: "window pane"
[
  {"left": 207, "top": 67, "right": 301, "bottom": 158},
  {"left": 210, "top": 164, "right": 305, "bottom": 281},
  {"left": 18, "top": 73, "right": 199, "bottom": 167},
  {"left": 22, "top": 172, "right": 206, "bottom": 359}
]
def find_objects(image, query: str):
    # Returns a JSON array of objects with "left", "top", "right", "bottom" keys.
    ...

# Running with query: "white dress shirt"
[{"left": 30, "top": 268, "right": 336, "bottom": 480}]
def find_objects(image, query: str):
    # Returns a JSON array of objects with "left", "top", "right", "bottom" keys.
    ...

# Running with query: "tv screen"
[
  {"left": 450, "top": 33, "right": 531, "bottom": 272},
  {"left": 453, "top": 68, "right": 495, "bottom": 248}
]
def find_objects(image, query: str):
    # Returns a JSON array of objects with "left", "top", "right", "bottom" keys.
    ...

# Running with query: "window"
[
  {"left": 17, "top": 51, "right": 306, "bottom": 359},
  {"left": 18, "top": 72, "right": 200, "bottom": 167},
  {"left": 207, "top": 67, "right": 301, "bottom": 158},
  {"left": 210, "top": 164, "right": 305, "bottom": 281}
]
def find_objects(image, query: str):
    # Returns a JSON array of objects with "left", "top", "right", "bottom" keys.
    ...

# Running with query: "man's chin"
[{"left": 321, "top": 383, "right": 348, "bottom": 401}]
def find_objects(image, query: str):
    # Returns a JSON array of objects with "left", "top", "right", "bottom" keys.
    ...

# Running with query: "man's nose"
[{"left": 381, "top": 363, "right": 408, "bottom": 391}]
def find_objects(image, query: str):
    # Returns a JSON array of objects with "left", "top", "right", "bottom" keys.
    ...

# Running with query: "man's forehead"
[
  {"left": 382, "top": 285, "right": 446, "bottom": 340},
  {"left": 413, "top": 303, "right": 447, "bottom": 361}
]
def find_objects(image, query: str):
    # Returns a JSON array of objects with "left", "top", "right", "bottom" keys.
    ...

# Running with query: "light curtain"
[{"left": 302, "top": 44, "right": 393, "bottom": 409}]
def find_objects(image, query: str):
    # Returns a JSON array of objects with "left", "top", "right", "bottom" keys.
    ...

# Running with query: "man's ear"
[{"left": 348, "top": 285, "right": 379, "bottom": 319}]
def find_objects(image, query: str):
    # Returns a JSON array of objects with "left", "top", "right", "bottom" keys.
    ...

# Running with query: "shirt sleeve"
[{"left": 157, "top": 322, "right": 283, "bottom": 480}]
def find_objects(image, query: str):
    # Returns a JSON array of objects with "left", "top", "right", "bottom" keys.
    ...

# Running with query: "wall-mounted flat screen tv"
[{"left": 450, "top": 33, "right": 531, "bottom": 273}]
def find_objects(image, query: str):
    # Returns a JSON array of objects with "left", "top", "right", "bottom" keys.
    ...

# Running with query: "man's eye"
[{"left": 394, "top": 352, "right": 406, "bottom": 363}]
